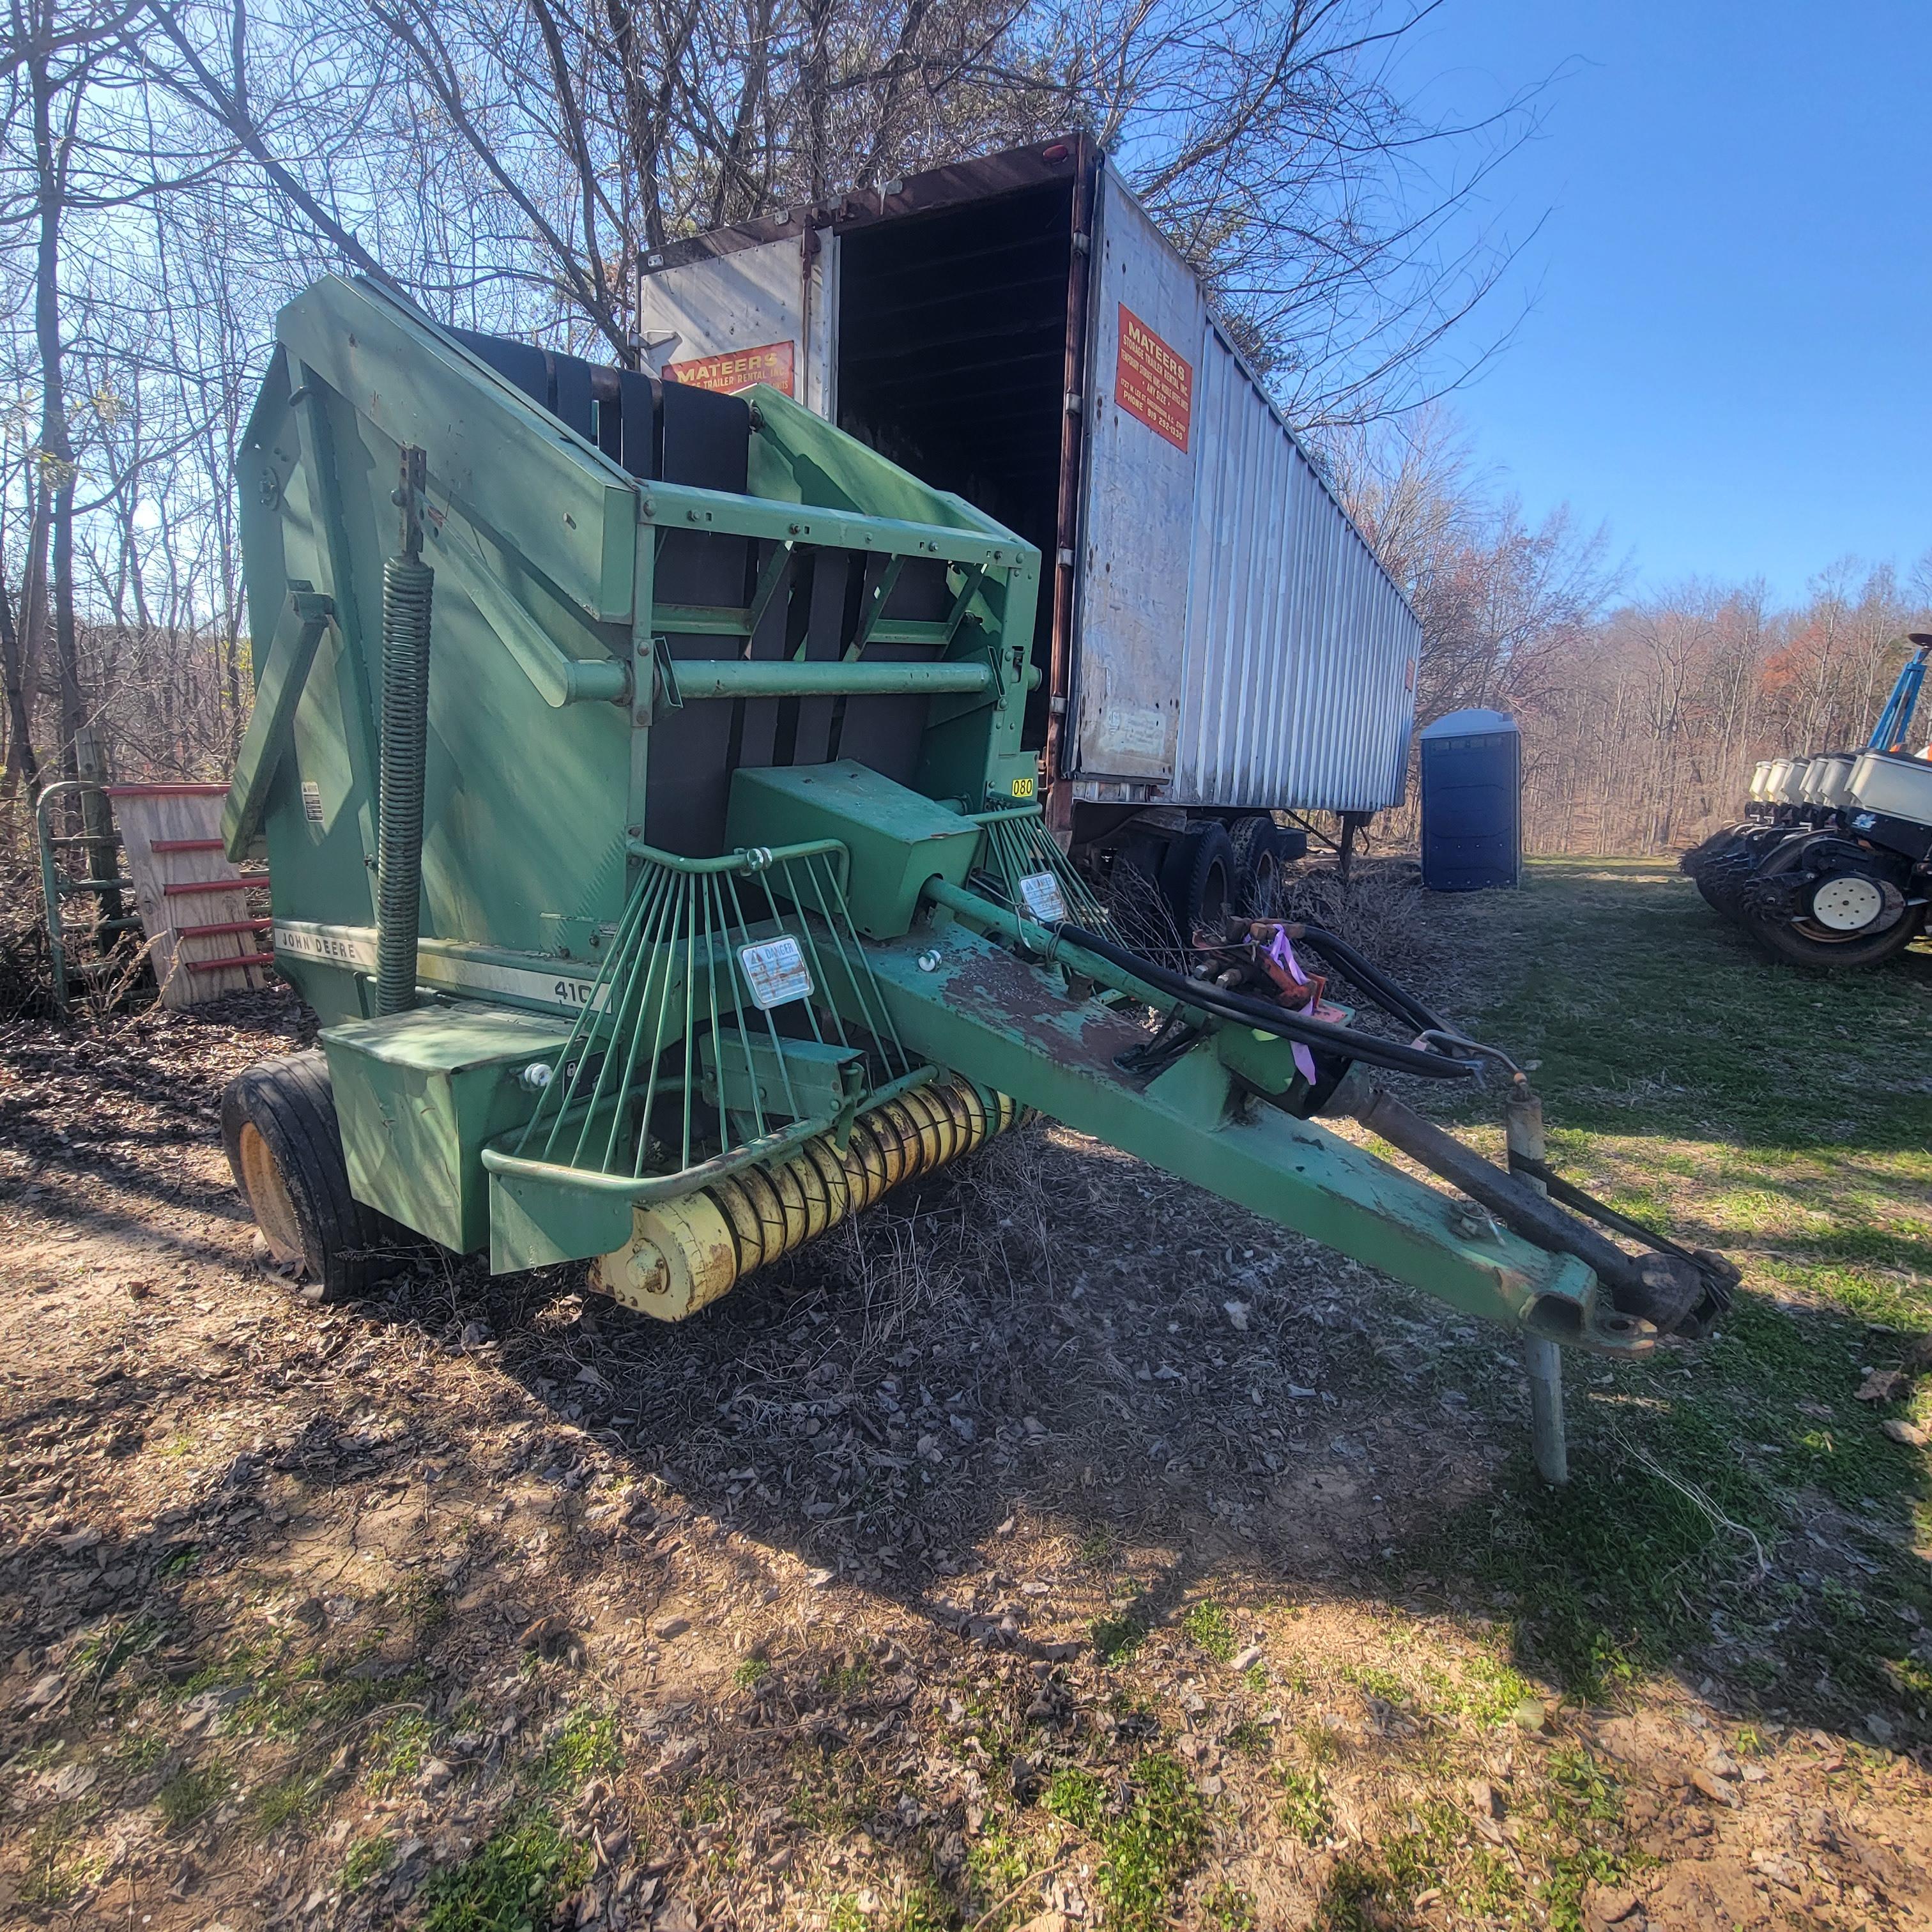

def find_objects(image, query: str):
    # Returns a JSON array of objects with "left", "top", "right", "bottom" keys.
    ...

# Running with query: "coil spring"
[
  {"left": 711, "top": 1077, "right": 1028, "bottom": 1274},
  {"left": 375, "top": 553, "right": 434, "bottom": 1015}
]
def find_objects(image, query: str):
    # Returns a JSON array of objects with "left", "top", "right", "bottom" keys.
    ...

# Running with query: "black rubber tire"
[
  {"left": 221, "top": 1051, "right": 409, "bottom": 1301},
  {"left": 1681, "top": 825, "right": 1747, "bottom": 908},
  {"left": 1704, "top": 826, "right": 1794, "bottom": 919},
  {"left": 1740, "top": 838, "right": 1923, "bottom": 969},
  {"left": 1230, "top": 815, "right": 1287, "bottom": 916},
  {"left": 1750, "top": 901, "right": 1924, "bottom": 969},
  {"left": 1696, "top": 836, "right": 1758, "bottom": 916},
  {"left": 1162, "top": 822, "right": 1238, "bottom": 937}
]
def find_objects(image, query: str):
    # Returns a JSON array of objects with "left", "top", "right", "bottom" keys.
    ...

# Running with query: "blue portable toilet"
[{"left": 1420, "top": 707, "right": 1521, "bottom": 891}]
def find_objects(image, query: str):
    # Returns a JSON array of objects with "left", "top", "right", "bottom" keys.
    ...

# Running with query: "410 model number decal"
[{"left": 272, "top": 922, "right": 606, "bottom": 1013}]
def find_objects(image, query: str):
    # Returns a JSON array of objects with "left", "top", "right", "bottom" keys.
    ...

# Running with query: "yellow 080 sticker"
[{"left": 1009, "top": 775, "right": 1036, "bottom": 798}]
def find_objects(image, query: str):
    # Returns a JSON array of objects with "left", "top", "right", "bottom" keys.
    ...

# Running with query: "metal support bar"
[
  {"left": 37, "top": 780, "right": 118, "bottom": 1027},
  {"left": 452, "top": 528, "right": 629, "bottom": 707},
  {"left": 1509, "top": 1085, "right": 1568, "bottom": 1485},
  {"left": 1348, "top": 1085, "right": 1704, "bottom": 1333},
  {"left": 638, "top": 478, "right": 1019, "bottom": 570},
  {"left": 222, "top": 587, "right": 336, "bottom": 859},
  {"left": 845, "top": 556, "right": 904, "bottom": 659},
  {"left": 660, "top": 659, "right": 995, "bottom": 702}
]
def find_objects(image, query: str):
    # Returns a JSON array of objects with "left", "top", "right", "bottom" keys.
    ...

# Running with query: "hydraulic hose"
[
  {"left": 1050, "top": 917, "right": 1480, "bottom": 1082},
  {"left": 375, "top": 447, "right": 434, "bottom": 1016},
  {"left": 1287, "top": 924, "right": 1453, "bottom": 1037}
]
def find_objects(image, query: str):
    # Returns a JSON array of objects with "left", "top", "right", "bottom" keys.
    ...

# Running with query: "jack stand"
[{"left": 1509, "top": 1082, "right": 1568, "bottom": 1485}]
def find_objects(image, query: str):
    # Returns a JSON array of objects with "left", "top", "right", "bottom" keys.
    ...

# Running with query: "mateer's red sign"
[
  {"left": 1114, "top": 306, "right": 1192, "bottom": 452},
  {"left": 666, "top": 339, "right": 796, "bottom": 397}
]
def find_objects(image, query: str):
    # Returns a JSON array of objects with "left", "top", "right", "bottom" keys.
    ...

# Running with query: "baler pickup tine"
[
  {"left": 516, "top": 853, "right": 656, "bottom": 1158},
  {"left": 680, "top": 871, "right": 702, "bottom": 1172},
  {"left": 772, "top": 858, "right": 845, "bottom": 1054},
  {"left": 802, "top": 850, "right": 910, "bottom": 1077},
  {"left": 594, "top": 864, "right": 678, "bottom": 1175},
  {"left": 724, "top": 868, "right": 801, "bottom": 1120},
  {"left": 626, "top": 875, "right": 681, "bottom": 1177}
]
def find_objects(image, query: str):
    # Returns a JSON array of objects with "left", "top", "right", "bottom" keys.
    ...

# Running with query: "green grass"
[
  {"left": 821, "top": 1654, "right": 873, "bottom": 1698},
  {"left": 419, "top": 1807, "right": 591, "bottom": 1932},
  {"left": 828, "top": 1888, "right": 954, "bottom": 1932},
  {"left": 1202, "top": 1881, "right": 1258, "bottom": 1929},
  {"left": 19, "top": 1805, "right": 108, "bottom": 1906},
  {"left": 111, "top": 1731, "right": 168, "bottom": 1772},
  {"left": 364, "top": 1710, "right": 437, "bottom": 1795},
  {"left": 1091, "top": 1611, "right": 1146, "bottom": 1665},
  {"left": 341, "top": 1833, "right": 395, "bottom": 1889},
  {"left": 157, "top": 1761, "right": 234, "bottom": 1829},
  {"left": 1181, "top": 1600, "right": 1236, "bottom": 1661},
  {"left": 1046, "top": 1753, "right": 1208, "bottom": 1932},
  {"left": 533, "top": 1706, "right": 621, "bottom": 1792},
  {"left": 251, "top": 1768, "right": 326, "bottom": 1837},
  {"left": 732, "top": 1655, "right": 772, "bottom": 1689},
  {"left": 173, "top": 1633, "right": 433, "bottom": 1743},
  {"left": 1411, "top": 861, "right": 1932, "bottom": 1721},
  {"left": 1276, "top": 1767, "right": 1332, "bottom": 1844}
]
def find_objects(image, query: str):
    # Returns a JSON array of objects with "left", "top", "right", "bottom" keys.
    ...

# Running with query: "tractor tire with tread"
[
  {"left": 1230, "top": 815, "right": 1291, "bottom": 916},
  {"left": 1740, "top": 836, "right": 1924, "bottom": 970},
  {"left": 221, "top": 1050, "right": 411, "bottom": 1301},
  {"left": 1163, "top": 823, "right": 1238, "bottom": 937},
  {"left": 1749, "top": 901, "right": 1924, "bottom": 969}
]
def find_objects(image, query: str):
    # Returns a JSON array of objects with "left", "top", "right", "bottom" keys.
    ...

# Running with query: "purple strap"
[{"left": 1266, "top": 929, "right": 1319, "bottom": 1084}]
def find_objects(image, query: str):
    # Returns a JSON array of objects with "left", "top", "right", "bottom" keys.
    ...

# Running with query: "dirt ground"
[{"left": 3, "top": 864, "right": 1929, "bottom": 1932}]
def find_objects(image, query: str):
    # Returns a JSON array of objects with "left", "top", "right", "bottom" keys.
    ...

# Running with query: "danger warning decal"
[
  {"left": 665, "top": 339, "right": 796, "bottom": 397},
  {"left": 1114, "top": 306, "right": 1192, "bottom": 452}
]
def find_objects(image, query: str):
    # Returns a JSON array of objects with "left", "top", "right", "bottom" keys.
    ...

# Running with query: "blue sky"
[{"left": 1397, "top": 1, "right": 1932, "bottom": 603}]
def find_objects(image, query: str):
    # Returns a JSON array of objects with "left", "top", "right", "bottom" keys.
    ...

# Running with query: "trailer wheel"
[
  {"left": 1163, "top": 823, "right": 1238, "bottom": 936},
  {"left": 1230, "top": 816, "right": 1289, "bottom": 914},
  {"left": 1749, "top": 893, "right": 1923, "bottom": 969},
  {"left": 221, "top": 1052, "right": 407, "bottom": 1300}
]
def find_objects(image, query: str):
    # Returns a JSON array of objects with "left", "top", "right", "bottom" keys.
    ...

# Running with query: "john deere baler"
[{"left": 221, "top": 275, "right": 1729, "bottom": 1377}]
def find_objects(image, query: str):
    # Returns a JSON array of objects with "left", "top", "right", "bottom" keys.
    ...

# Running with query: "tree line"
[
  {"left": 3, "top": 0, "right": 1919, "bottom": 864},
  {"left": 1, "top": 0, "right": 1531, "bottom": 823},
  {"left": 1332, "top": 413, "right": 1931, "bottom": 854}
]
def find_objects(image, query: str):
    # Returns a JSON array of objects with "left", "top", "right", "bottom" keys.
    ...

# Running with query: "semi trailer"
[{"left": 634, "top": 137, "right": 1422, "bottom": 930}]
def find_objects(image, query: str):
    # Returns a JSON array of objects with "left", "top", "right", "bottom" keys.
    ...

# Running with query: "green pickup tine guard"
[{"left": 220, "top": 274, "right": 1726, "bottom": 1383}]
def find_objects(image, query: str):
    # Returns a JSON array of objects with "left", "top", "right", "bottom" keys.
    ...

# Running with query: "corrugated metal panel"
[{"left": 1170, "top": 319, "right": 1420, "bottom": 812}]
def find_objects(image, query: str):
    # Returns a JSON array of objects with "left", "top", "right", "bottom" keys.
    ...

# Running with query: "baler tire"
[
  {"left": 1163, "top": 823, "right": 1238, "bottom": 937},
  {"left": 221, "top": 1051, "right": 406, "bottom": 1301}
]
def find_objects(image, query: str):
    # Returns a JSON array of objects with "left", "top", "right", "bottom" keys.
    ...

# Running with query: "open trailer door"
[
  {"left": 1067, "top": 164, "right": 1206, "bottom": 786},
  {"left": 637, "top": 228, "right": 839, "bottom": 415}
]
